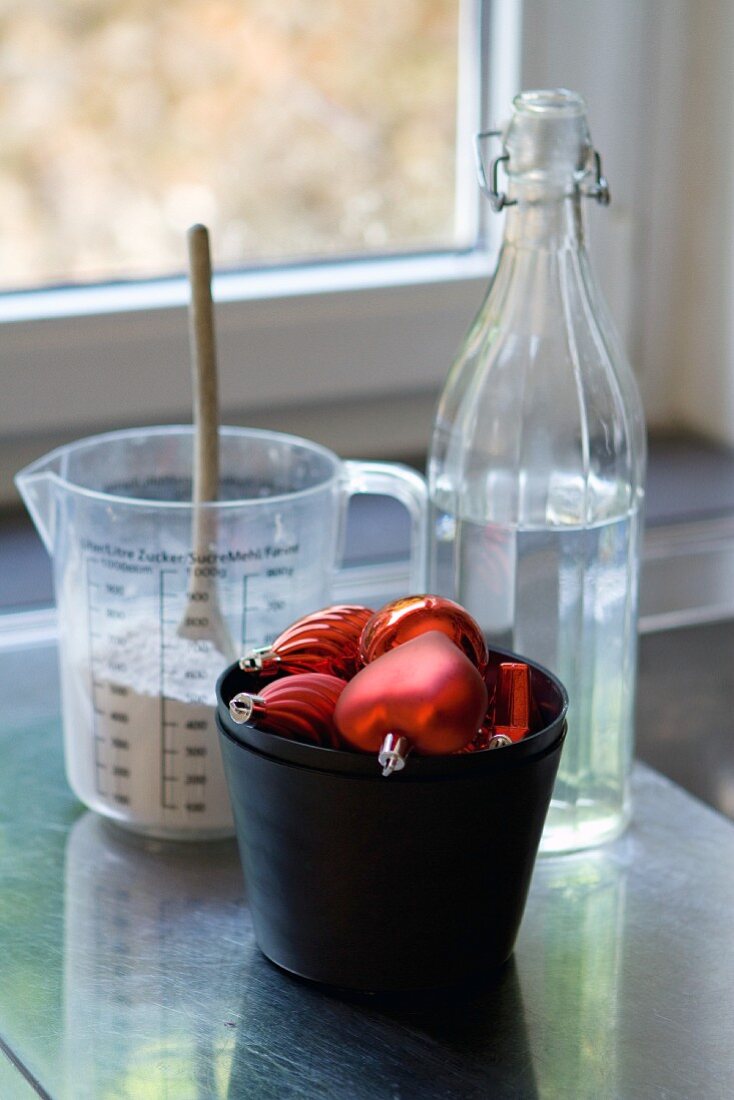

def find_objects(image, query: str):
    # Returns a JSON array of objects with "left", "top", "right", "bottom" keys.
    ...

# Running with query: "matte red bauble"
[
  {"left": 229, "top": 672, "right": 346, "bottom": 748},
  {"left": 359, "top": 595, "right": 488, "bottom": 672},
  {"left": 334, "top": 631, "right": 488, "bottom": 773},
  {"left": 239, "top": 604, "right": 373, "bottom": 680}
]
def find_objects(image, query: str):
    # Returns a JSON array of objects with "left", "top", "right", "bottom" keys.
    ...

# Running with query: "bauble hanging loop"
[
  {"left": 229, "top": 692, "right": 266, "bottom": 725},
  {"left": 377, "top": 733, "right": 411, "bottom": 777},
  {"left": 488, "top": 734, "right": 513, "bottom": 750}
]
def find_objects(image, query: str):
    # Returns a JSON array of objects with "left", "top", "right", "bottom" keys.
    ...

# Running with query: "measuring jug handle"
[{"left": 341, "top": 461, "right": 428, "bottom": 593}]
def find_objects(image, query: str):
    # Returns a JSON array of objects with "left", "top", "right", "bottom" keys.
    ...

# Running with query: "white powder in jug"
[{"left": 60, "top": 616, "right": 234, "bottom": 837}]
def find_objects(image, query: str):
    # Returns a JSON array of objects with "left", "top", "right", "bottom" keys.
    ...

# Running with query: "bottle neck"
[{"left": 502, "top": 181, "right": 586, "bottom": 251}]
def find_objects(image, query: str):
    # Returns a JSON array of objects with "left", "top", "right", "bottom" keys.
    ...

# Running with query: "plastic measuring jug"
[{"left": 16, "top": 425, "right": 427, "bottom": 840}]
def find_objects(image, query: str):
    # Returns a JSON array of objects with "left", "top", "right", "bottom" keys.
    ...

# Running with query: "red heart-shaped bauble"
[
  {"left": 334, "top": 630, "right": 488, "bottom": 756},
  {"left": 359, "top": 594, "right": 488, "bottom": 672}
]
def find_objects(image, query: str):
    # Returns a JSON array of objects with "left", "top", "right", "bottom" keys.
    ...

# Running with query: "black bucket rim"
[
  {"left": 216, "top": 712, "right": 567, "bottom": 782},
  {"left": 215, "top": 646, "right": 568, "bottom": 780}
]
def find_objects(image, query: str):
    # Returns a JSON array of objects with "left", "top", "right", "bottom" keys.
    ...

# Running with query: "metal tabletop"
[{"left": 1, "top": 638, "right": 733, "bottom": 1100}]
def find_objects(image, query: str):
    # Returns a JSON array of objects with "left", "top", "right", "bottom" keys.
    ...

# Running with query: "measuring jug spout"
[{"left": 15, "top": 453, "right": 62, "bottom": 555}]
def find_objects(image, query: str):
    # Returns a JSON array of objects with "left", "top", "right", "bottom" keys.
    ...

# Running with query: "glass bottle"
[{"left": 428, "top": 90, "right": 646, "bottom": 852}]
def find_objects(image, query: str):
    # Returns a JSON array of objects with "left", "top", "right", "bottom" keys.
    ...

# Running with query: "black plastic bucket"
[{"left": 216, "top": 652, "right": 567, "bottom": 992}]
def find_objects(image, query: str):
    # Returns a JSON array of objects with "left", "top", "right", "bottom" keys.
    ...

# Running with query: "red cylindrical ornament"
[{"left": 494, "top": 662, "right": 532, "bottom": 743}]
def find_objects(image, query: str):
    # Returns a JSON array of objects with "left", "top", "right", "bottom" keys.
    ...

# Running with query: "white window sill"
[
  {"left": 0, "top": 250, "right": 493, "bottom": 324},
  {"left": 0, "top": 249, "right": 492, "bottom": 504}
]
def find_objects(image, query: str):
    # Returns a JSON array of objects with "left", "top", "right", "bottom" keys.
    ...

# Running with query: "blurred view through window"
[{"left": 0, "top": 0, "right": 462, "bottom": 291}]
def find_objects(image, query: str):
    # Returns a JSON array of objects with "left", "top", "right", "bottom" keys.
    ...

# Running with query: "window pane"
[{"left": 0, "top": 0, "right": 462, "bottom": 290}]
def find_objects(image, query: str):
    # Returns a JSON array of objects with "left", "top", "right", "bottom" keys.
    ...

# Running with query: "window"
[
  {"left": 3, "top": 1, "right": 712, "bottom": 509},
  {"left": 1, "top": 0, "right": 521, "bottom": 495},
  {"left": 1, "top": 0, "right": 468, "bottom": 289}
]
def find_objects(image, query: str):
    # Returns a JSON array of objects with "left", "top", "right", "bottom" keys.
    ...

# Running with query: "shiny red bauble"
[
  {"left": 334, "top": 630, "right": 488, "bottom": 757},
  {"left": 359, "top": 594, "right": 488, "bottom": 672},
  {"left": 240, "top": 604, "right": 373, "bottom": 680}
]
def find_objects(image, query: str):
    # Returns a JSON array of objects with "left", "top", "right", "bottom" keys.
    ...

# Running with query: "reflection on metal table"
[{"left": 1, "top": 635, "right": 733, "bottom": 1100}]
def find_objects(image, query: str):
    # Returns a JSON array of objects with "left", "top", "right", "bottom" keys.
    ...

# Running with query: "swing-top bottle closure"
[{"left": 476, "top": 88, "right": 610, "bottom": 212}]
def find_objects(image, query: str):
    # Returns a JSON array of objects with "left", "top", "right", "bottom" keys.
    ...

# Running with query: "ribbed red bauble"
[
  {"left": 359, "top": 594, "right": 488, "bottom": 672},
  {"left": 239, "top": 604, "right": 373, "bottom": 680},
  {"left": 334, "top": 631, "right": 488, "bottom": 773},
  {"left": 229, "top": 672, "right": 346, "bottom": 748}
]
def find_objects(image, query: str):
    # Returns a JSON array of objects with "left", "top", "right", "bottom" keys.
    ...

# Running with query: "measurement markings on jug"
[
  {"left": 75, "top": 541, "right": 290, "bottom": 832},
  {"left": 86, "top": 557, "right": 108, "bottom": 796},
  {"left": 159, "top": 568, "right": 179, "bottom": 812},
  {"left": 240, "top": 572, "right": 262, "bottom": 650}
]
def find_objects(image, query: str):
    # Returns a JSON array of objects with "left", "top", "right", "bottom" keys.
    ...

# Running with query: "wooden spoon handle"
[
  {"left": 187, "top": 224, "right": 219, "bottom": 505},
  {"left": 178, "top": 224, "right": 234, "bottom": 660}
]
